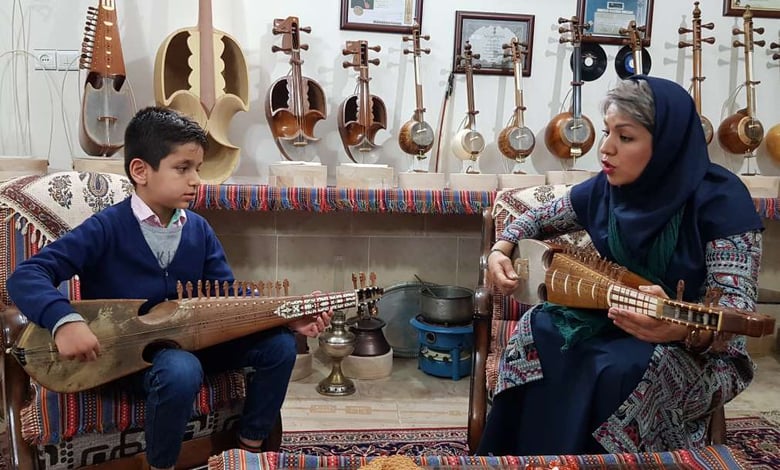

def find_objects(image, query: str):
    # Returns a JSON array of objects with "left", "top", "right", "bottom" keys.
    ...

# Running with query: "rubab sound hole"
[{"left": 508, "top": 127, "right": 535, "bottom": 154}]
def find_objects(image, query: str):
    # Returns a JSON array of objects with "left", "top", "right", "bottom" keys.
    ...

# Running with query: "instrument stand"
[
  {"left": 268, "top": 161, "right": 327, "bottom": 188},
  {"left": 546, "top": 169, "right": 598, "bottom": 186},
  {"left": 449, "top": 159, "right": 497, "bottom": 191},
  {"left": 336, "top": 163, "right": 394, "bottom": 189},
  {"left": 498, "top": 161, "right": 546, "bottom": 189},
  {"left": 71, "top": 156, "right": 126, "bottom": 175},
  {"left": 739, "top": 154, "right": 780, "bottom": 197},
  {"left": 397, "top": 154, "right": 446, "bottom": 190}
]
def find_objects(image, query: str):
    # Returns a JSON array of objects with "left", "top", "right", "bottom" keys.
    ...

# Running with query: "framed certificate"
[
  {"left": 340, "top": 0, "right": 424, "bottom": 34},
  {"left": 577, "top": 0, "right": 654, "bottom": 46},
  {"left": 723, "top": 0, "right": 780, "bottom": 18},
  {"left": 452, "top": 11, "right": 535, "bottom": 76}
]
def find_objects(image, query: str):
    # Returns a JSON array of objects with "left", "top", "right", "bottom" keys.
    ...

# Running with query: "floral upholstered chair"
[{"left": 0, "top": 171, "right": 276, "bottom": 470}]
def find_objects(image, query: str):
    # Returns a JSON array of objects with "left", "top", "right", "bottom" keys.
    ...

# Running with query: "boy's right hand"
[{"left": 54, "top": 322, "right": 101, "bottom": 362}]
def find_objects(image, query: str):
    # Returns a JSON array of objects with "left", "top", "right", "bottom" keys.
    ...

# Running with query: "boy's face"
[{"left": 133, "top": 142, "right": 203, "bottom": 217}]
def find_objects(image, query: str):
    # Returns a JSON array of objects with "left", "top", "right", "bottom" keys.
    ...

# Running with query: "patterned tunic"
[{"left": 494, "top": 191, "right": 762, "bottom": 453}]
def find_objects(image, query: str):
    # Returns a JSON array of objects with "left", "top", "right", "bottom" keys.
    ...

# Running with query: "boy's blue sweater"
[{"left": 6, "top": 198, "right": 234, "bottom": 332}]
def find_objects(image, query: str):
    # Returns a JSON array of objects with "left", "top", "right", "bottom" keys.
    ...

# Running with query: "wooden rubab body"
[
  {"left": 717, "top": 6, "right": 765, "bottom": 163},
  {"left": 338, "top": 40, "right": 387, "bottom": 164},
  {"left": 398, "top": 24, "right": 435, "bottom": 166},
  {"left": 78, "top": 0, "right": 134, "bottom": 157},
  {"left": 10, "top": 279, "right": 383, "bottom": 393},
  {"left": 498, "top": 37, "right": 535, "bottom": 171},
  {"left": 545, "top": 17, "right": 595, "bottom": 161},
  {"left": 510, "top": 239, "right": 776, "bottom": 337},
  {"left": 678, "top": 1, "right": 715, "bottom": 144},
  {"left": 154, "top": 0, "right": 249, "bottom": 183},
  {"left": 266, "top": 16, "right": 327, "bottom": 162},
  {"left": 766, "top": 42, "right": 780, "bottom": 163},
  {"left": 450, "top": 42, "right": 485, "bottom": 171}
]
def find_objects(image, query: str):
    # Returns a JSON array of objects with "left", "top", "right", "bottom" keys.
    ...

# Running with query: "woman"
[{"left": 477, "top": 76, "right": 763, "bottom": 455}]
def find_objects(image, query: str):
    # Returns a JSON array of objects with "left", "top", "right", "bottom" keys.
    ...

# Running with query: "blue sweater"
[{"left": 6, "top": 198, "right": 234, "bottom": 332}]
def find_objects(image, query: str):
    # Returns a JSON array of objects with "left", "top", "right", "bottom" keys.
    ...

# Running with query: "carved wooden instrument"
[
  {"left": 508, "top": 239, "right": 776, "bottom": 337},
  {"left": 10, "top": 282, "right": 383, "bottom": 393},
  {"left": 78, "top": 0, "right": 134, "bottom": 157},
  {"left": 153, "top": 0, "right": 249, "bottom": 183},
  {"left": 498, "top": 37, "right": 535, "bottom": 167},
  {"left": 545, "top": 17, "right": 595, "bottom": 160},
  {"left": 767, "top": 42, "right": 780, "bottom": 163},
  {"left": 678, "top": 1, "right": 715, "bottom": 144},
  {"left": 266, "top": 16, "right": 326, "bottom": 162},
  {"left": 451, "top": 42, "right": 485, "bottom": 163},
  {"left": 398, "top": 24, "right": 435, "bottom": 160},
  {"left": 338, "top": 40, "right": 387, "bottom": 164},
  {"left": 717, "top": 6, "right": 765, "bottom": 156},
  {"left": 618, "top": 20, "right": 648, "bottom": 76}
]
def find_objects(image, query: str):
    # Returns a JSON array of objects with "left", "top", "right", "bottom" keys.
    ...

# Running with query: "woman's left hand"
[
  {"left": 607, "top": 285, "right": 688, "bottom": 343},
  {"left": 289, "top": 309, "right": 333, "bottom": 337}
]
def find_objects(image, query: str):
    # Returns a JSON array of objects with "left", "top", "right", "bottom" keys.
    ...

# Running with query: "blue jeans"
[{"left": 136, "top": 327, "right": 296, "bottom": 468}]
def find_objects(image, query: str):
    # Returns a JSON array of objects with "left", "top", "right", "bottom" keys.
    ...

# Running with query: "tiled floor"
[{"left": 283, "top": 339, "right": 780, "bottom": 431}]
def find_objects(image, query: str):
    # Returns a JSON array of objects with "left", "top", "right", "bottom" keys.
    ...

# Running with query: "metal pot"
[{"left": 419, "top": 285, "right": 474, "bottom": 324}]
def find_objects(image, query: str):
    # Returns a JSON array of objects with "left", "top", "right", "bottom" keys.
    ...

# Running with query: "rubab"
[
  {"left": 154, "top": 0, "right": 249, "bottom": 183},
  {"left": 451, "top": 41, "right": 485, "bottom": 173},
  {"left": 678, "top": 1, "right": 715, "bottom": 144},
  {"left": 266, "top": 16, "right": 327, "bottom": 162},
  {"left": 717, "top": 5, "right": 765, "bottom": 171},
  {"left": 618, "top": 20, "right": 649, "bottom": 76},
  {"left": 398, "top": 24, "right": 435, "bottom": 171},
  {"left": 766, "top": 42, "right": 780, "bottom": 163},
  {"left": 497, "top": 37, "right": 535, "bottom": 173},
  {"left": 338, "top": 40, "right": 387, "bottom": 164},
  {"left": 545, "top": 17, "right": 595, "bottom": 161},
  {"left": 78, "top": 0, "right": 134, "bottom": 157}
]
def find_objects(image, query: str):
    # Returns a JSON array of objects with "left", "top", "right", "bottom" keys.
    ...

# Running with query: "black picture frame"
[
  {"left": 723, "top": 0, "right": 780, "bottom": 18},
  {"left": 577, "top": 0, "right": 654, "bottom": 46},
  {"left": 452, "top": 11, "right": 535, "bottom": 76},
  {"left": 340, "top": 0, "right": 424, "bottom": 34}
]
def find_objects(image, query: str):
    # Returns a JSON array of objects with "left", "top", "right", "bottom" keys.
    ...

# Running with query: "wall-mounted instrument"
[
  {"left": 398, "top": 24, "right": 435, "bottom": 165},
  {"left": 154, "top": 0, "right": 249, "bottom": 183},
  {"left": 10, "top": 282, "right": 383, "bottom": 393},
  {"left": 451, "top": 41, "right": 485, "bottom": 167},
  {"left": 615, "top": 20, "right": 651, "bottom": 78},
  {"left": 498, "top": 37, "right": 535, "bottom": 171},
  {"left": 545, "top": 17, "right": 595, "bottom": 160},
  {"left": 678, "top": 1, "right": 715, "bottom": 144},
  {"left": 767, "top": 41, "right": 780, "bottom": 163},
  {"left": 266, "top": 16, "right": 326, "bottom": 162},
  {"left": 717, "top": 6, "right": 765, "bottom": 157},
  {"left": 338, "top": 40, "right": 387, "bottom": 164},
  {"left": 78, "top": 0, "right": 134, "bottom": 157},
  {"left": 509, "top": 239, "right": 776, "bottom": 338}
]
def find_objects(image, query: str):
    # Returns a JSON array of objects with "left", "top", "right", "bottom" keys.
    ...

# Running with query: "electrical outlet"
[
  {"left": 56, "top": 50, "right": 81, "bottom": 71},
  {"left": 33, "top": 49, "right": 57, "bottom": 70}
]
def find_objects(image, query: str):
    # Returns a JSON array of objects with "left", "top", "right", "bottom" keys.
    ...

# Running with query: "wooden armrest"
[{"left": 1, "top": 305, "right": 28, "bottom": 350}]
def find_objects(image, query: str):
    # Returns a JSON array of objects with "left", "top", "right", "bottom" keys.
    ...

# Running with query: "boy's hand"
[
  {"left": 288, "top": 309, "right": 333, "bottom": 338},
  {"left": 54, "top": 322, "right": 101, "bottom": 361}
]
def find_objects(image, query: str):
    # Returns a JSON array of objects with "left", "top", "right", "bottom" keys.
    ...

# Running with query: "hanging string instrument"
[
  {"left": 678, "top": 1, "right": 715, "bottom": 144},
  {"left": 617, "top": 20, "right": 650, "bottom": 77},
  {"left": 153, "top": 0, "right": 249, "bottom": 183},
  {"left": 545, "top": 17, "right": 595, "bottom": 160},
  {"left": 498, "top": 37, "right": 535, "bottom": 167},
  {"left": 717, "top": 6, "right": 765, "bottom": 157},
  {"left": 507, "top": 239, "right": 776, "bottom": 337},
  {"left": 78, "top": 0, "right": 134, "bottom": 157},
  {"left": 398, "top": 24, "right": 435, "bottom": 160},
  {"left": 265, "top": 16, "right": 326, "bottom": 162},
  {"left": 766, "top": 42, "right": 780, "bottom": 163},
  {"left": 338, "top": 40, "right": 387, "bottom": 164},
  {"left": 9, "top": 280, "right": 383, "bottom": 393},
  {"left": 451, "top": 41, "right": 485, "bottom": 164}
]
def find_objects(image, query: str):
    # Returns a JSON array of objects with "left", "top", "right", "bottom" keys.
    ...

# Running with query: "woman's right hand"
[
  {"left": 54, "top": 321, "right": 101, "bottom": 362},
  {"left": 487, "top": 243, "right": 520, "bottom": 295}
]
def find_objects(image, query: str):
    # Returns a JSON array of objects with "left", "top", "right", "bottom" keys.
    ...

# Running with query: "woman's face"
[{"left": 599, "top": 104, "right": 653, "bottom": 186}]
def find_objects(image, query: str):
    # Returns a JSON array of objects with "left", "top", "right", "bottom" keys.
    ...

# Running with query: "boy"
[{"left": 7, "top": 107, "right": 330, "bottom": 470}]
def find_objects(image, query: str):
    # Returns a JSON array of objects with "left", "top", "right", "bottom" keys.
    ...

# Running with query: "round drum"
[{"left": 376, "top": 282, "right": 423, "bottom": 358}]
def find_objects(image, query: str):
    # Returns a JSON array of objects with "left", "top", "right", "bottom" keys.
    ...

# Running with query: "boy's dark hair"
[{"left": 123, "top": 107, "right": 208, "bottom": 184}]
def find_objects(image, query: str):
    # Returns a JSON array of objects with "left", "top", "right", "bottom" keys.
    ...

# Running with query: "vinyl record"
[
  {"left": 570, "top": 43, "right": 607, "bottom": 82},
  {"left": 614, "top": 45, "right": 652, "bottom": 79}
]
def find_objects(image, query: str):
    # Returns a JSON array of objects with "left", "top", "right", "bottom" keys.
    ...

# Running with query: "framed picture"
[
  {"left": 340, "top": 0, "right": 424, "bottom": 34},
  {"left": 723, "top": 0, "right": 780, "bottom": 18},
  {"left": 452, "top": 11, "right": 535, "bottom": 76},
  {"left": 576, "top": 0, "right": 654, "bottom": 46}
]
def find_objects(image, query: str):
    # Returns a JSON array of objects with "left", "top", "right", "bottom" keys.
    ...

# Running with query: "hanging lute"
[
  {"left": 508, "top": 239, "right": 775, "bottom": 337},
  {"left": 450, "top": 41, "right": 485, "bottom": 164},
  {"left": 678, "top": 1, "right": 715, "bottom": 144},
  {"left": 10, "top": 281, "right": 383, "bottom": 393},
  {"left": 398, "top": 24, "right": 435, "bottom": 161},
  {"left": 766, "top": 42, "right": 780, "bottom": 163},
  {"left": 497, "top": 37, "right": 535, "bottom": 168}
]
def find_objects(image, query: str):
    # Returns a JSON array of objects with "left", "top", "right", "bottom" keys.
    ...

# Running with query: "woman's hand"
[
  {"left": 289, "top": 309, "right": 333, "bottom": 337},
  {"left": 487, "top": 241, "right": 519, "bottom": 295},
  {"left": 607, "top": 285, "right": 688, "bottom": 343}
]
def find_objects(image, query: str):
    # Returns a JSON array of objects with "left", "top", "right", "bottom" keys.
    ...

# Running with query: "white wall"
[{"left": 1, "top": 0, "right": 779, "bottom": 182}]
